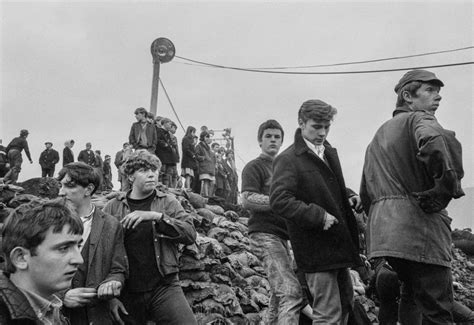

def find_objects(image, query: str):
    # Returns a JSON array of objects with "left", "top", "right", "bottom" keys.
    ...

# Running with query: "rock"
[
  {"left": 8, "top": 194, "right": 42, "bottom": 208},
  {"left": 206, "top": 204, "right": 225, "bottom": 216},
  {"left": 17, "top": 177, "right": 60, "bottom": 199}
]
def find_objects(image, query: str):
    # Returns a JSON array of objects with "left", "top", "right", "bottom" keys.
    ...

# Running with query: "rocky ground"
[{"left": 1, "top": 177, "right": 473, "bottom": 324}]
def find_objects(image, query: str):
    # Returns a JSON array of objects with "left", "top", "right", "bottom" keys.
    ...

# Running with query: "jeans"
[
  {"left": 387, "top": 257, "right": 454, "bottom": 325},
  {"left": 249, "top": 232, "right": 303, "bottom": 325},
  {"left": 305, "top": 268, "right": 353, "bottom": 324},
  {"left": 121, "top": 275, "right": 196, "bottom": 325}
]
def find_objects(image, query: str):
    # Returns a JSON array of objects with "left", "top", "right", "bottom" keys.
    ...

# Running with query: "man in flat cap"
[
  {"left": 39, "top": 141, "right": 60, "bottom": 177},
  {"left": 360, "top": 70, "right": 465, "bottom": 324},
  {"left": 270, "top": 99, "right": 362, "bottom": 323}
]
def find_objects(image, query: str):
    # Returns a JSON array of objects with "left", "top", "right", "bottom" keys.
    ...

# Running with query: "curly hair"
[{"left": 122, "top": 150, "right": 162, "bottom": 176}]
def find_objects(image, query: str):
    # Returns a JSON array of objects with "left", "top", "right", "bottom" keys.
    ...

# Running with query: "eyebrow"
[{"left": 52, "top": 238, "right": 83, "bottom": 249}]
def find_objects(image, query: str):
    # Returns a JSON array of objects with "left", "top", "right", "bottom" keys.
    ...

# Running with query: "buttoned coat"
[
  {"left": 66, "top": 208, "right": 128, "bottom": 325},
  {"left": 270, "top": 128, "right": 360, "bottom": 273}
]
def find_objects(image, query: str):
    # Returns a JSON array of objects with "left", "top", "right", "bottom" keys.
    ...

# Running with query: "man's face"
[
  {"left": 25, "top": 225, "right": 83, "bottom": 297},
  {"left": 300, "top": 119, "right": 331, "bottom": 145},
  {"left": 409, "top": 83, "right": 442, "bottom": 113},
  {"left": 59, "top": 174, "right": 90, "bottom": 208},
  {"left": 45, "top": 143, "right": 52, "bottom": 150},
  {"left": 131, "top": 168, "right": 158, "bottom": 194},
  {"left": 163, "top": 121, "right": 172, "bottom": 131},
  {"left": 86, "top": 144, "right": 91, "bottom": 150},
  {"left": 259, "top": 128, "right": 283, "bottom": 157},
  {"left": 135, "top": 112, "right": 146, "bottom": 122},
  {"left": 70, "top": 142, "right": 74, "bottom": 149}
]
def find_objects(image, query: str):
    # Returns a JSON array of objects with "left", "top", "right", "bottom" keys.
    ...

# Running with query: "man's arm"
[
  {"left": 241, "top": 161, "right": 271, "bottom": 212},
  {"left": 52, "top": 150, "right": 60, "bottom": 165},
  {"left": 412, "top": 113, "right": 465, "bottom": 212},
  {"left": 22, "top": 139, "right": 32, "bottom": 162}
]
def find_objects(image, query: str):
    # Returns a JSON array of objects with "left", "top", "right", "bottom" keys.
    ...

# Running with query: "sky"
[{"left": 1, "top": 1, "right": 473, "bottom": 227}]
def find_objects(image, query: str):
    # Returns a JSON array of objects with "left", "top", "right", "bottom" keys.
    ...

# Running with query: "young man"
[
  {"left": 39, "top": 141, "right": 60, "bottom": 177},
  {"left": 103, "top": 155, "right": 114, "bottom": 191},
  {"left": 129, "top": 107, "right": 157, "bottom": 153},
  {"left": 0, "top": 198, "right": 83, "bottom": 324},
  {"left": 3, "top": 129, "right": 33, "bottom": 184},
  {"left": 103, "top": 150, "right": 197, "bottom": 324},
  {"left": 77, "top": 142, "right": 96, "bottom": 167},
  {"left": 58, "top": 162, "right": 128, "bottom": 325},
  {"left": 155, "top": 117, "right": 176, "bottom": 187},
  {"left": 63, "top": 139, "right": 75, "bottom": 166},
  {"left": 242, "top": 120, "right": 303, "bottom": 324},
  {"left": 360, "top": 70, "right": 464, "bottom": 324},
  {"left": 270, "top": 100, "right": 361, "bottom": 324},
  {"left": 115, "top": 142, "right": 132, "bottom": 192}
]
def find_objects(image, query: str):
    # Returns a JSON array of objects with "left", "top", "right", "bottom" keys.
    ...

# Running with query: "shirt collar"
[
  {"left": 81, "top": 205, "right": 95, "bottom": 222},
  {"left": 258, "top": 152, "right": 275, "bottom": 162},
  {"left": 18, "top": 287, "right": 62, "bottom": 321},
  {"left": 302, "top": 137, "right": 325, "bottom": 159}
]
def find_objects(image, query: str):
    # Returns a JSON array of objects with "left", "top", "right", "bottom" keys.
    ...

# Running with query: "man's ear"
[
  {"left": 10, "top": 247, "right": 30, "bottom": 270},
  {"left": 128, "top": 175, "right": 135, "bottom": 183},
  {"left": 402, "top": 90, "right": 413, "bottom": 104},
  {"left": 298, "top": 118, "right": 304, "bottom": 128},
  {"left": 85, "top": 184, "right": 95, "bottom": 196}
]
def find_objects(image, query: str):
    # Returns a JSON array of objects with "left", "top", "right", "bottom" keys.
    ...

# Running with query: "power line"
[
  {"left": 176, "top": 45, "right": 473, "bottom": 71},
  {"left": 159, "top": 78, "right": 186, "bottom": 132},
  {"left": 175, "top": 57, "right": 474, "bottom": 75}
]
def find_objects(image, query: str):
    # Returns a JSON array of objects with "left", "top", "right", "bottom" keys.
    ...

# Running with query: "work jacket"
[
  {"left": 195, "top": 141, "right": 216, "bottom": 176},
  {"left": 360, "top": 106, "right": 464, "bottom": 267},
  {"left": 103, "top": 190, "right": 196, "bottom": 277},
  {"left": 39, "top": 149, "right": 59, "bottom": 169}
]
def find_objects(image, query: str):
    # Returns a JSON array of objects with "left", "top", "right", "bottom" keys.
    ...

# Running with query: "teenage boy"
[
  {"left": 0, "top": 198, "right": 83, "bottom": 324},
  {"left": 103, "top": 150, "right": 197, "bottom": 324},
  {"left": 58, "top": 162, "right": 128, "bottom": 325}
]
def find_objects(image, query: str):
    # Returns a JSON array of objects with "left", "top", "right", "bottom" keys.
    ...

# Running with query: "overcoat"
[{"left": 270, "top": 128, "right": 360, "bottom": 273}]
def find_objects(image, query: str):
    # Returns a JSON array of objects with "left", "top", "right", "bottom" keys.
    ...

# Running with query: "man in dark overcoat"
[{"left": 270, "top": 99, "right": 362, "bottom": 324}]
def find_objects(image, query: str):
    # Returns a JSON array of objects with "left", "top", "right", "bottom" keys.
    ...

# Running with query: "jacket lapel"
[{"left": 87, "top": 209, "right": 104, "bottom": 272}]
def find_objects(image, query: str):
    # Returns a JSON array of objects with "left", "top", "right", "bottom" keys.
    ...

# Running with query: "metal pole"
[{"left": 150, "top": 60, "right": 160, "bottom": 116}]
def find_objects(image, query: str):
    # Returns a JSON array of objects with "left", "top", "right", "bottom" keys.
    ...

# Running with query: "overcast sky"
[{"left": 1, "top": 1, "right": 472, "bottom": 225}]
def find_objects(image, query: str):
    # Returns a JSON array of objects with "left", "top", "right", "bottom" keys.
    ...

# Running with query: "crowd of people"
[{"left": 0, "top": 69, "right": 471, "bottom": 325}]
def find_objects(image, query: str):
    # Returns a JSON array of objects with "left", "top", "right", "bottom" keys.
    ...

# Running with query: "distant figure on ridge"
[{"left": 39, "top": 141, "right": 60, "bottom": 177}]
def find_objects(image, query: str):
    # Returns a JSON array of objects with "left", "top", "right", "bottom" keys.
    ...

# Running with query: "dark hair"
[
  {"left": 211, "top": 143, "right": 220, "bottom": 149},
  {"left": 199, "top": 131, "right": 210, "bottom": 142},
  {"left": 185, "top": 126, "right": 196, "bottom": 137},
  {"left": 70, "top": 140, "right": 75, "bottom": 145},
  {"left": 122, "top": 150, "right": 162, "bottom": 176},
  {"left": 298, "top": 100, "right": 337, "bottom": 123},
  {"left": 134, "top": 107, "right": 147, "bottom": 115},
  {"left": 147, "top": 111, "right": 155, "bottom": 119},
  {"left": 257, "top": 119, "right": 284, "bottom": 143},
  {"left": 2, "top": 198, "right": 83, "bottom": 273},
  {"left": 57, "top": 162, "right": 101, "bottom": 195},
  {"left": 395, "top": 81, "right": 423, "bottom": 107}
]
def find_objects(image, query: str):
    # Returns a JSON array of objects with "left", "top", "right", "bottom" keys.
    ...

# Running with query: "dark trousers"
[
  {"left": 4, "top": 149, "right": 22, "bottom": 183},
  {"left": 386, "top": 257, "right": 454, "bottom": 325},
  {"left": 41, "top": 167, "right": 55, "bottom": 177},
  {"left": 122, "top": 276, "right": 196, "bottom": 325}
]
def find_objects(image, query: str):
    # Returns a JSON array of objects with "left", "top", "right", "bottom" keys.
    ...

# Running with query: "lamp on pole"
[{"left": 150, "top": 37, "right": 175, "bottom": 116}]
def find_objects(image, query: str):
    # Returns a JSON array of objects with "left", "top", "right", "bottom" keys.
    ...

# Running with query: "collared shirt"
[
  {"left": 80, "top": 205, "right": 95, "bottom": 250},
  {"left": 19, "top": 288, "right": 65, "bottom": 325},
  {"left": 303, "top": 137, "right": 325, "bottom": 160}
]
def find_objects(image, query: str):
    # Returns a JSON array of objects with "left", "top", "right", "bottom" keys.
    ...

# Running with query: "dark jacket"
[
  {"left": 270, "top": 128, "right": 360, "bottom": 273},
  {"left": 6, "top": 137, "right": 32, "bottom": 162},
  {"left": 360, "top": 107, "right": 464, "bottom": 267},
  {"left": 39, "top": 149, "right": 59, "bottom": 170},
  {"left": 103, "top": 190, "right": 196, "bottom": 277},
  {"left": 65, "top": 208, "right": 128, "bottom": 325},
  {"left": 181, "top": 135, "right": 197, "bottom": 169},
  {"left": 195, "top": 141, "right": 216, "bottom": 176},
  {"left": 129, "top": 122, "right": 157, "bottom": 152},
  {"left": 77, "top": 150, "right": 95, "bottom": 167},
  {"left": 0, "top": 272, "right": 69, "bottom": 325},
  {"left": 63, "top": 147, "right": 74, "bottom": 166},
  {"left": 155, "top": 128, "right": 175, "bottom": 165}
]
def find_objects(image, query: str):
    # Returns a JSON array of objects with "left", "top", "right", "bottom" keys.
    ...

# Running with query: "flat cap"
[{"left": 394, "top": 69, "right": 444, "bottom": 93}]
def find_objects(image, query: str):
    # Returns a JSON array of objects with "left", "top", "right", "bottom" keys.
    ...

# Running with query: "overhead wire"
[
  {"left": 180, "top": 46, "right": 474, "bottom": 70},
  {"left": 159, "top": 78, "right": 186, "bottom": 132},
  {"left": 175, "top": 56, "right": 474, "bottom": 75}
]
